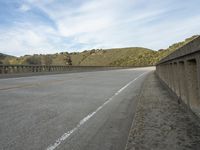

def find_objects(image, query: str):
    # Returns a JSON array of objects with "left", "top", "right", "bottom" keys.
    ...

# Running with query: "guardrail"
[
  {"left": 0, "top": 65, "right": 123, "bottom": 74},
  {"left": 156, "top": 36, "right": 200, "bottom": 117}
]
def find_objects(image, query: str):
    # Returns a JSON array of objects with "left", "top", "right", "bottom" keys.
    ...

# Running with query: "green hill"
[
  {"left": 0, "top": 52, "right": 72, "bottom": 66},
  {"left": 156, "top": 35, "right": 199, "bottom": 60},
  {"left": 0, "top": 35, "right": 198, "bottom": 66},
  {"left": 70, "top": 47, "right": 156, "bottom": 66},
  {"left": 0, "top": 53, "right": 16, "bottom": 64}
]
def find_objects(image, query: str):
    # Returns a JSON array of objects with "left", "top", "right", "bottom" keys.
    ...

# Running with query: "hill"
[
  {"left": 0, "top": 53, "right": 16, "bottom": 64},
  {"left": 156, "top": 35, "right": 199, "bottom": 60},
  {"left": 0, "top": 52, "right": 72, "bottom": 66},
  {"left": 70, "top": 47, "right": 157, "bottom": 66},
  {"left": 0, "top": 35, "right": 198, "bottom": 66}
]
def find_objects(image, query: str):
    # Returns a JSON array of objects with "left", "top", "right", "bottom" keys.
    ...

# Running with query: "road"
[{"left": 0, "top": 67, "right": 154, "bottom": 150}]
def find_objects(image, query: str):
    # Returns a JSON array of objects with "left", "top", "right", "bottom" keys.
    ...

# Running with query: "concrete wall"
[
  {"left": 156, "top": 36, "right": 200, "bottom": 117},
  {"left": 0, "top": 65, "right": 125, "bottom": 75}
]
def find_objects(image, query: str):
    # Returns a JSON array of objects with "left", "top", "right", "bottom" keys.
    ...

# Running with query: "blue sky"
[{"left": 0, "top": 0, "right": 200, "bottom": 56}]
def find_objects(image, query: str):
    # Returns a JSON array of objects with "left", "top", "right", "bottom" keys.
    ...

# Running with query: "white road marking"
[{"left": 46, "top": 71, "right": 149, "bottom": 150}]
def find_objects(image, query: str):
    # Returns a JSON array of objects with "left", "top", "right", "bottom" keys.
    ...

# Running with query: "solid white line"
[{"left": 46, "top": 71, "right": 149, "bottom": 150}]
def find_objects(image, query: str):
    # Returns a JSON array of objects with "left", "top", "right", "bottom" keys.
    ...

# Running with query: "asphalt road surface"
[{"left": 0, "top": 67, "right": 154, "bottom": 150}]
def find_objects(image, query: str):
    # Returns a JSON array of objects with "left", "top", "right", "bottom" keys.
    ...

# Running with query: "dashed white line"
[{"left": 46, "top": 71, "right": 149, "bottom": 150}]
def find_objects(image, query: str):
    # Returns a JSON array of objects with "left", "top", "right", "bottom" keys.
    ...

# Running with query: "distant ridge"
[{"left": 0, "top": 53, "right": 15, "bottom": 64}]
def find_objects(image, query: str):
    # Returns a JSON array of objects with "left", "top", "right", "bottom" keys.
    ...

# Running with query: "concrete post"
[
  {"left": 0, "top": 66, "right": 2, "bottom": 74},
  {"left": 19, "top": 66, "right": 22, "bottom": 73},
  {"left": 174, "top": 62, "right": 180, "bottom": 97},
  {"left": 170, "top": 63, "right": 175, "bottom": 93},
  {"left": 178, "top": 61, "right": 188, "bottom": 105},
  {"left": 25, "top": 66, "right": 28, "bottom": 73},
  {"left": 12, "top": 66, "right": 15, "bottom": 73},
  {"left": 0, "top": 65, "right": 5, "bottom": 74},
  {"left": 47, "top": 66, "right": 50, "bottom": 72},
  {"left": 7, "top": 66, "right": 10, "bottom": 74},
  {"left": 21, "top": 66, "right": 24, "bottom": 73},
  {"left": 16, "top": 66, "right": 19, "bottom": 73},
  {"left": 185, "top": 59, "right": 200, "bottom": 113},
  {"left": 25, "top": 66, "right": 29, "bottom": 73},
  {"left": 36, "top": 66, "right": 39, "bottom": 72},
  {"left": 167, "top": 64, "right": 171, "bottom": 87},
  {"left": 32, "top": 66, "right": 35, "bottom": 72},
  {"left": 28, "top": 66, "right": 31, "bottom": 72},
  {"left": 5, "top": 66, "right": 8, "bottom": 74},
  {"left": 196, "top": 55, "right": 200, "bottom": 107},
  {"left": 12, "top": 66, "right": 16, "bottom": 73}
]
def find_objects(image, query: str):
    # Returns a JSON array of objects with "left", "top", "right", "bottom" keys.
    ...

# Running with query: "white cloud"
[
  {"left": 0, "top": 24, "right": 65, "bottom": 56},
  {"left": 19, "top": 4, "right": 31, "bottom": 12},
  {"left": 0, "top": 0, "right": 200, "bottom": 56}
]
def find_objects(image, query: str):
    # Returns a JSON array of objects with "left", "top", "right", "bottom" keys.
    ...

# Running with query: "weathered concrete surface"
[
  {"left": 0, "top": 65, "right": 125, "bottom": 78},
  {"left": 156, "top": 36, "right": 200, "bottom": 117},
  {"left": 0, "top": 67, "right": 154, "bottom": 150},
  {"left": 126, "top": 72, "right": 200, "bottom": 150}
]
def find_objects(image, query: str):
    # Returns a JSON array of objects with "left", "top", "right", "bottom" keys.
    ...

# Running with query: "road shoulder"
[{"left": 125, "top": 72, "right": 200, "bottom": 150}]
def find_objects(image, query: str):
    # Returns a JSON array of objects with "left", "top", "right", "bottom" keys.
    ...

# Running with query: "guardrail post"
[
  {"left": 40, "top": 66, "right": 42, "bottom": 72},
  {"left": 29, "top": 66, "right": 32, "bottom": 72},
  {"left": 167, "top": 64, "right": 171, "bottom": 87},
  {"left": 33, "top": 66, "right": 35, "bottom": 72},
  {"left": 196, "top": 55, "right": 200, "bottom": 107},
  {"left": 7, "top": 66, "right": 11, "bottom": 74},
  {"left": 13, "top": 66, "right": 16, "bottom": 73},
  {"left": 20, "top": 66, "right": 23, "bottom": 73},
  {"left": 174, "top": 62, "right": 180, "bottom": 97},
  {"left": 178, "top": 61, "right": 188, "bottom": 104},
  {"left": 170, "top": 63, "right": 175, "bottom": 92},
  {"left": 48, "top": 66, "right": 50, "bottom": 72},
  {"left": 24, "top": 66, "right": 28, "bottom": 73},
  {"left": 5, "top": 66, "right": 8, "bottom": 74},
  {"left": 185, "top": 59, "right": 200, "bottom": 112},
  {"left": 25, "top": 66, "right": 29, "bottom": 73},
  {"left": 0, "top": 65, "right": 4, "bottom": 74}
]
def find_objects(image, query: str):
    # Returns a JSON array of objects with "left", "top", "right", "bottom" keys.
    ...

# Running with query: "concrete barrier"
[
  {"left": 156, "top": 36, "right": 200, "bottom": 117},
  {"left": 0, "top": 65, "right": 126, "bottom": 75}
]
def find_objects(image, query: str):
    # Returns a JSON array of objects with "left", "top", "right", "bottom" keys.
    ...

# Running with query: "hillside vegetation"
[
  {"left": 156, "top": 35, "right": 199, "bottom": 60},
  {"left": 0, "top": 35, "right": 198, "bottom": 67},
  {"left": 0, "top": 53, "right": 15, "bottom": 65},
  {"left": 70, "top": 47, "right": 157, "bottom": 66}
]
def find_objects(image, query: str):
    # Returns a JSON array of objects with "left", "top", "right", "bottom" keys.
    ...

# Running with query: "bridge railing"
[
  {"left": 156, "top": 36, "right": 200, "bottom": 117},
  {"left": 0, "top": 65, "right": 126, "bottom": 75},
  {"left": 0, "top": 65, "right": 66, "bottom": 74}
]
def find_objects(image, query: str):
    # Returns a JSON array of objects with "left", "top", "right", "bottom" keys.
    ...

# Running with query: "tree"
[
  {"left": 90, "top": 49, "right": 96, "bottom": 54},
  {"left": 3, "top": 58, "right": 10, "bottom": 65},
  {"left": 64, "top": 54, "right": 72, "bottom": 65},
  {"left": 26, "top": 56, "right": 41, "bottom": 65},
  {"left": 68, "top": 55, "right": 72, "bottom": 65},
  {"left": 44, "top": 55, "right": 52, "bottom": 65}
]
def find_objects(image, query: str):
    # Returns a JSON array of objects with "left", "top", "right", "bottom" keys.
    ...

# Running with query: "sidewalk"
[{"left": 126, "top": 72, "right": 200, "bottom": 150}]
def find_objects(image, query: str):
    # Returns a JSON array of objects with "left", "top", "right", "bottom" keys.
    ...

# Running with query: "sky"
[{"left": 0, "top": 0, "right": 200, "bottom": 56}]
